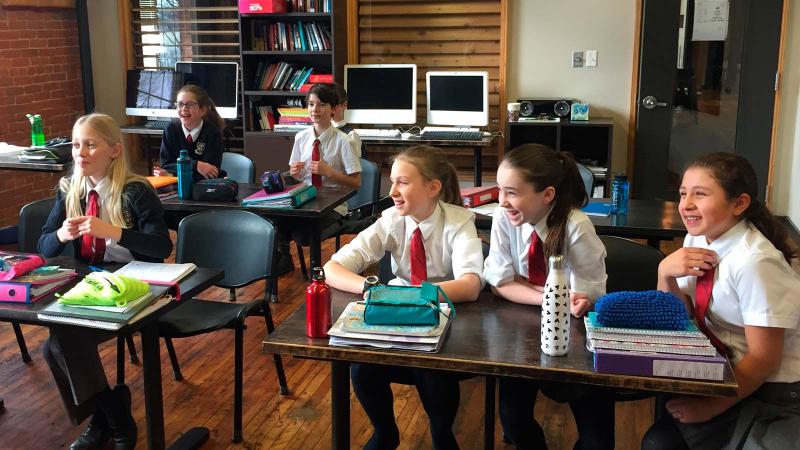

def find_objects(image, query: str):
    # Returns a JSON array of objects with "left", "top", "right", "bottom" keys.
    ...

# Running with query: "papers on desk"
[
  {"left": 468, "top": 202, "right": 499, "bottom": 217},
  {"left": 328, "top": 302, "right": 451, "bottom": 352},
  {"left": 114, "top": 261, "right": 196, "bottom": 284}
]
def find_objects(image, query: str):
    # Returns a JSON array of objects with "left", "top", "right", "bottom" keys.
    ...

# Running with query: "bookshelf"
[{"left": 239, "top": 0, "right": 347, "bottom": 173}]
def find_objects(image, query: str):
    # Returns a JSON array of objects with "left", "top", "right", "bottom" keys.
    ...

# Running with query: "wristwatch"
[{"left": 362, "top": 275, "right": 380, "bottom": 294}]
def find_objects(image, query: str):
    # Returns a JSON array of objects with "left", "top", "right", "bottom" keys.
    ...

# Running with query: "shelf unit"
[
  {"left": 506, "top": 118, "right": 614, "bottom": 194},
  {"left": 238, "top": 1, "right": 347, "bottom": 173}
]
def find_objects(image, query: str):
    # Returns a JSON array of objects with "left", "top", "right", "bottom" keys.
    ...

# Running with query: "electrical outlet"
[
  {"left": 586, "top": 50, "right": 598, "bottom": 67},
  {"left": 572, "top": 51, "right": 584, "bottom": 68}
]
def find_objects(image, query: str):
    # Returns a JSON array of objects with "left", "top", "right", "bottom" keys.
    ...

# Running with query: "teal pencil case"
[{"left": 364, "top": 281, "right": 455, "bottom": 326}]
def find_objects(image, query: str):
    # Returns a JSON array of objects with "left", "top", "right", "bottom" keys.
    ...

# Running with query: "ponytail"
[
  {"left": 688, "top": 152, "right": 797, "bottom": 264},
  {"left": 502, "top": 144, "right": 588, "bottom": 260},
  {"left": 395, "top": 145, "right": 462, "bottom": 207}
]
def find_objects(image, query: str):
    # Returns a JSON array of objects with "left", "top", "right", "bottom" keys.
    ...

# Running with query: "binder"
[
  {"left": 460, "top": 185, "right": 499, "bottom": 208},
  {"left": 245, "top": 185, "right": 317, "bottom": 209},
  {"left": 242, "top": 183, "right": 310, "bottom": 204},
  {"left": 593, "top": 348, "right": 726, "bottom": 381},
  {"left": 0, "top": 275, "right": 76, "bottom": 303}
]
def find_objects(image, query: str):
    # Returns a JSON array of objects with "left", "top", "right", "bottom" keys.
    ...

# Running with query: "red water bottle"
[{"left": 306, "top": 267, "right": 332, "bottom": 338}]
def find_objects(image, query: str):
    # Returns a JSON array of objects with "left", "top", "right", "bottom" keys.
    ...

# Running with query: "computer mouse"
[{"left": 482, "top": 131, "right": 492, "bottom": 137}]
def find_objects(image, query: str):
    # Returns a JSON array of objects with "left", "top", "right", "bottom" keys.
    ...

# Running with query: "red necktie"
[
  {"left": 528, "top": 231, "right": 546, "bottom": 286},
  {"left": 695, "top": 267, "right": 728, "bottom": 355},
  {"left": 311, "top": 139, "right": 322, "bottom": 187},
  {"left": 80, "top": 190, "right": 106, "bottom": 264},
  {"left": 186, "top": 134, "right": 193, "bottom": 144},
  {"left": 410, "top": 227, "right": 427, "bottom": 285}
]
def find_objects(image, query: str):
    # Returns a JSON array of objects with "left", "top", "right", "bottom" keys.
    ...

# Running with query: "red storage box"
[
  {"left": 461, "top": 185, "right": 499, "bottom": 208},
  {"left": 238, "top": 0, "right": 287, "bottom": 14}
]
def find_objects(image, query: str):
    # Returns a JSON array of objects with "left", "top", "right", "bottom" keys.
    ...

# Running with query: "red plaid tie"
[
  {"left": 528, "top": 231, "right": 546, "bottom": 286},
  {"left": 80, "top": 190, "right": 106, "bottom": 264},
  {"left": 410, "top": 227, "right": 427, "bottom": 285},
  {"left": 695, "top": 267, "right": 728, "bottom": 355},
  {"left": 311, "top": 138, "right": 322, "bottom": 187},
  {"left": 186, "top": 134, "right": 193, "bottom": 144}
]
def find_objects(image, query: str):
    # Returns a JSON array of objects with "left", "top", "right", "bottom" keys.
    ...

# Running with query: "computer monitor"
[
  {"left": 344, "top": 64, "right": 417, "bottom": 125},
  {"left": 125, "top": 69, "right": 182, "bottom": 119},
  {"left": 426, "top": 71, "right": 489, "bottom": 127},
  {"left": 175, "top": 61, "right": 239, "bottom": 119}
]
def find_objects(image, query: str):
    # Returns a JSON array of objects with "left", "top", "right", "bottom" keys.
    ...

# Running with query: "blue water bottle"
[
  {"left": 176, "top": 149, "right": 193, "bottom": 200},
  {"left": 611, "top": 174, "right": 629, "bottom": 215}
]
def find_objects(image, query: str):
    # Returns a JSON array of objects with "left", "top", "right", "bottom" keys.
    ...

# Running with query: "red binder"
[{"left": 460, "top": 185, "right": 499, "bottom": 208}]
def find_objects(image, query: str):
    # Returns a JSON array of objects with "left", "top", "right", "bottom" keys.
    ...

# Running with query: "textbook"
[
  {"left": 241, "top": 183, "right": 308, "bottom": 204},
  {"left": 37, "top": 292, "right": 156, "bottom": 330},
  {"left": 37, "top": 295, "right": 172, "bottom": 331},
  {"left": 580, "top": 202, "right": 612, "bottom": 217},
  {"left": 587, "top": 337, "right": 717, "bottom": 357},
  {"left": 593, "top": 348, "right": 726, "bottom": 381},
  {"left": 114, "top": 261, "right": 197, "bottom": 284},
  {"left": 246, "top": 185, "right": 317, "bottom": 209}
]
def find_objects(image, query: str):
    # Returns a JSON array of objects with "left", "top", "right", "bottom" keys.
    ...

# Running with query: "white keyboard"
[
  {"left": 353, "top": 128, "right": 401, "bottom": 138},
  {"left": 420, "top": 127, "right": 483, "bottom": 140}
]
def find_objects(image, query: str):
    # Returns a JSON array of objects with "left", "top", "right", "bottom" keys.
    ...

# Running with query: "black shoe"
[
  {"left": 99, "top": 385, "right": 137, "bottom": 450},
  {"left": 70, "top": 412, "right": 109, "bottom": 450}
]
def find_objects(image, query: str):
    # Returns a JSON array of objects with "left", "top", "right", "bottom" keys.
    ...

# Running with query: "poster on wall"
[{"left": 692, "top": 0, "right": 729, "bottom": 41}]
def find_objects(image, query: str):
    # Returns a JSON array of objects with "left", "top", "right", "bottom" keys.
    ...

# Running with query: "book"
[
  {"left": 587, "top": 337, "right": 717, "bottom": 357},
  {"left": 37, "top": 292, "right": 156, "bottom": 330},
  {"left": 37, "top": 294, "right": 171, "bottom": 331},
  {"left": 584, "top": 312, "right": 708, "bottom": 339},
  {"left": 241, "top": 183, "right": 309, "bottom": 204},
  {"left": 113, "top": 261, "right": 197, "bottom": 284},
  {"left": 338, "top": 301, "right": 451, "bottom": 337},
  {"left": 581, "top": 202, "right": 613, "bottom": 217},
  {"left": 0, "top": 276, "right": 76, "bottom": 303},
  {"left": 246, "top": 185, "right": 317, "bottom": 209},
  {"left": 593, "top": 348, "right": 726, "bottom": 381}
]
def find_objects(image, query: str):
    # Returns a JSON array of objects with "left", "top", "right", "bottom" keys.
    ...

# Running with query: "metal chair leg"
[
  {"left": 229, "top": 288, "right": 236, "bottom": 302},
  {"left": 233, "top": 323, "right": 244, "bottom": 443},
  {"left": 125, "top": 335, "right": 139, "bottom": 364},
  {"left": 116, "top": 336, "right": 126, "bottom": 384},
  {"left": 164, "top": 337, "right": 183, "bottom": 381},
  {"left": 294, "top": 239, "right": 309, "bottom": 281},
  {"left": 11, "top": 322, "right": 31, "bottom": 363},
  {"left": 262, "top": 298, "right": 290, "bottom": 395}
]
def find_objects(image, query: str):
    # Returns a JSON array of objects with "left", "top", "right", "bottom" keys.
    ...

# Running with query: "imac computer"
[
  {"left": 344, "top": 64, "right": 417, "bottom": 129},
  {"left": 125, "top": 69, "right": 182, "bottom": 120},
  {"left": 426, "top": 71, "right": 489, "bottom": 127},
  {"left": 175, "top": 61, "right": 239, "bottom": 119}
]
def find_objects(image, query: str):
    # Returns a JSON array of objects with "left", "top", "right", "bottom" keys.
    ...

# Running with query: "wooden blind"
[{"left": 355, "top": 0, "right": 504, "bottom": 130}]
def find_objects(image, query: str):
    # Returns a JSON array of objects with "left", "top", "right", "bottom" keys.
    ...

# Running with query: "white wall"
[
  {"left": 507, "top": 0, "right": 636, "bottom": 174},
  {"left": 87, "top": 0, "right": 126, "bottom": 123}
]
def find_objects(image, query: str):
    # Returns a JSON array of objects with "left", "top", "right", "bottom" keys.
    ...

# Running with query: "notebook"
[
  {"left": 581, "top": 202, "right": 612, "bottom": 217},
  {"left": 37, "top": 292, "right": 156, "bottom": 330},
  {"left": 584, "top": 312, "right": 708, "bottom": 339},
  {"left": 37, "top": 295, "right": 172, "bottom": 331},
  {"left": 114, "top": 261, "right": 196, "bottom": 284},
  {"left": 593, "top": 348, "right": 726, "bottom": 381},
  {"left": 241, "top": 183, "right": 309, "bottom": 204}
]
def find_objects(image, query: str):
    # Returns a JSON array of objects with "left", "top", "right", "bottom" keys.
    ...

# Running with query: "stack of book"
[
  {"left": 242, "top": 183, "right": 316, "bottom": 209},
  {"left": 0, "top": 262, "right": 76, "bottom": 303},
  {"left": 585, "top": 312, "right": 726, "bottom": 380},
  {"left": 274, "top": 106, "right": 312, "bottom": 132},
  {"left": 328, "top": 302, "right": 452, "bottom": 352},
  {"left": 146, "top": 176, "right": 178, "bottom": 200}
]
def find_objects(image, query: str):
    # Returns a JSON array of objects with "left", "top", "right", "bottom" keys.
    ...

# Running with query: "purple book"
[{"left": 593, "top": 348, "right": 727, "bottom": 381}]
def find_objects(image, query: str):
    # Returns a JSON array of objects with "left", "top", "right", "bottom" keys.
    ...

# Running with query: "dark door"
[{"left": 633, "top": 0, "right": 783, "bottom": 200}]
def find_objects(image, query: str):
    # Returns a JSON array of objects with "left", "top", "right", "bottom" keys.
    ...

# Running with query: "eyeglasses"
[{"left": 175, "top": 101, "right": 199, "bottom": 110}]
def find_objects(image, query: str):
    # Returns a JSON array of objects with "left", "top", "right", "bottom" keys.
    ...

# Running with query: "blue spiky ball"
[{"left": 594, "top": 290, "right": 689, "bottom": 330}]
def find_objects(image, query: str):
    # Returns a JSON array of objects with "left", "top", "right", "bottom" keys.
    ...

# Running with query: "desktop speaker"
[{"left": 518, "top": 98, "right": 575, "bottom": 120}]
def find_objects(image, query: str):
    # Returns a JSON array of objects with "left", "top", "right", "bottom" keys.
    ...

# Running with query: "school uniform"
[
  {"left": 484, "top": 206, "right": 614, "bottom": 450},
  {"left": 332, "top": 202, "right": 485, "bottom": 450},
  {"left": 333, "top": 119, "right": 364, "bottom": 158},
  {"left": 38, "top": 178, "right": 172, "bottom": 424},
  {"left": 159, "top": 119, "right": 224, "bottom": 183},
  {"left": 643, "top": 219, "right": 800, "bottom": 450}
]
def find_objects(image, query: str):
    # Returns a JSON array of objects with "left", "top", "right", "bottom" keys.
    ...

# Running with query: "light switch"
[
  {"left": 586, "top": 50, "right": 598, "bottom": 67},
  {"left": 572, "top": 51, "right": 584, "bottom": 68}
]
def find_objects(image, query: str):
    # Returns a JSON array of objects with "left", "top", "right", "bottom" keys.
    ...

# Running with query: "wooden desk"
[
  {"left": 475, "top": 198, "right": 686, "bottom": 248},
  {"left": 0, "top": 258, "right": 224, "bottom": 450},
  {"left": 161, "top": 184, "right": 356, "bottom": 269},
  {"left": 360, "top": 135, "right": 497, "bottom": 187},
  {"left": 0, "top": 149, "right": 71, "bottom": 172},
  {"left": 263, "top": 289, "right": 737, "bottom": 450}
]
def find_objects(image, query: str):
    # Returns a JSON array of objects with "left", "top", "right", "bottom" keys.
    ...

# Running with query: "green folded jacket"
[{"left": 57, "top": 272, "right": 150, "bottom": 307}]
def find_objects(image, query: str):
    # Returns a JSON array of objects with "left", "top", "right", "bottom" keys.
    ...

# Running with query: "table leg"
[
  {"left": 474, "top": 146, "right": 483, "bottom": 187},
  {"left": 484, "top": 375, "right": 496, "bottom": 450},
  {"left": 331, "top": 361, "right": 350, "bottom": 450},
  {"left": 647, "top": 238, "right": 661, "bottom": 249},
  {"left": 309, "top": 221, "right": 322, "bottom": 270}
]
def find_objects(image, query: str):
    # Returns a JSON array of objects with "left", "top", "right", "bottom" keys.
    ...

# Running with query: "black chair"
[
  {"left": 295, "top": 158, "right": 381, "bottom": 280},
  {"left": 221, "top": 152, "right": 255, "bottom": 184},
  {"left": 158, "top": 209, "right": 289, "bottom": 443}
]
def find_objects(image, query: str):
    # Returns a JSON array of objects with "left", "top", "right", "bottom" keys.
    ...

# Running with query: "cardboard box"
[
  {"left": 238, "top": 0, "right": 287, "bottom": 14},
  {"left": 461, "top": 185, "right": 499, "bottom": 208}
]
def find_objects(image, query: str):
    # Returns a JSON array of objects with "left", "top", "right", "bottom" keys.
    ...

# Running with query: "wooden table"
[
  {"left": 161, "top": 184, "right": 356, "bottom": 270},
  {"left": 360, "top": 135, "right": 497, "bottom": 187},
  {"left": 0, "top": 258, "right": 224, "bottom": 450},
  {"left": 263, "top": 289, "right": 737, "bottom": 450},
  {"left": 475, "top": 198, "right": 686, "bottom": 248}
]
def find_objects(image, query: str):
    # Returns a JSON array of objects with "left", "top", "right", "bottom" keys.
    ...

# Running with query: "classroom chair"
[
  {"left": 158, "top": 209, "right": 289, "bottom": 443},
  {"left": 294, "top": 158, "right": 381, "bottom": 280},
  {"left": 576, "top": 163, "right": 595, "bottom": 198},
  {"left": 220, "top": 152, "right": 255, "bottom": 184}
]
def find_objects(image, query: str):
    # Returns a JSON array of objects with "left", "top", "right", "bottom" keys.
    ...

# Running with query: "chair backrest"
[
  {"left": 176, "top": 210, "right": 275, "bottom": 288},
  {"left": 576, "top": 163, "right": 594, "bottom": 198},
  {"left": 600, "top": 235, "right": 665, "bottom": 293},
  {"left": 221, "top": 152, "right": 255, "bottom": 184},
  {"left": 347, "top": 158, "right": 380, "bottom": 212},
  {"left": 19, "top": 197, "right": 75, "bottom": 256}
]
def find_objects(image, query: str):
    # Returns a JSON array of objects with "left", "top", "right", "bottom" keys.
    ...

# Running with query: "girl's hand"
[
  {"left": 152, "top": 166, "right": 172, "bottom": 177},
  {"left": 56, "top": 217, "right": 83, "bottom": 243},
  {"left": 308, "top": 160, "right": 333, "bottom": 177},
  {"left": 665, "top": 396, "right": 735, "bottom": 424},
  {"left": 569, "top": 292, "right": 592, "bottom": 317},
  {"left": 659, "top": 247, "right": 717, "bottom": 279},
  {"left": 196, "top": 161, "right": 219, "bottom": 179},
  {"left": 289, "top": 162, "right": 305, "bottom": 178},
  {"left": 76, "top": 216, "right": 122, "bottom": 241}
]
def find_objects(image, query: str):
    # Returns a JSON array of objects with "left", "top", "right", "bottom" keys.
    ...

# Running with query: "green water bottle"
[{"left": 34, "top": 114, "right": 45, "bottom": 146}]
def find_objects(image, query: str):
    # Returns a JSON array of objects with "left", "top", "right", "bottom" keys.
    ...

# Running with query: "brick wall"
[{"left": 0, "top": 6, "right": 84, "bottom": 228}]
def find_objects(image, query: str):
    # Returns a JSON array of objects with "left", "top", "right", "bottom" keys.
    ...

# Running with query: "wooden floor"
[{"left": 0, "top": 234, "right": 661, "bottom": 450}]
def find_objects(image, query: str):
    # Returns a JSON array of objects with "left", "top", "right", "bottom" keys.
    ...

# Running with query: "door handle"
[{"left": 642, "top": 96, "right": 669, "bottom": 109}]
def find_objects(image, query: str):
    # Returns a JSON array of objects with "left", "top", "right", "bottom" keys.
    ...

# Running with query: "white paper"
[
  {"left": 468, "top": 202, "right": 499, "bottom": 217},
  {"left": 114, "top": 262, "right": 196, "bottom": 283},
  {"left": 692, "top": 0, "right": 729, "bottom": 41}
]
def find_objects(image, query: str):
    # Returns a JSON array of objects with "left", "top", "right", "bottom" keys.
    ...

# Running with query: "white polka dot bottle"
[{"left": 541, "top": 255, "right": 570, "bottom": 356}]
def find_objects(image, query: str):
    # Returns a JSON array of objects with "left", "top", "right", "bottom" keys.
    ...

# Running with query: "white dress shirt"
[
  {"left": 289, "top": 125, "right": 361, "bottom": 216},
  {"left": 483, "top": 206, "right": 607, "bottom": 301},
  {"left": 182, "top": 119, "right": 203, "bottom": 142},
  {"left": 332, "top": 119, "right": 363, "bottom": 158},
  {"left": 85, "top": 177, "right": 134, "bottom": 263},
  {"left": 677, "top": 219, "right": 800, "bottom": 382},
  {"left": 331, "top": 202, "right": 485, "bottom": 287}
]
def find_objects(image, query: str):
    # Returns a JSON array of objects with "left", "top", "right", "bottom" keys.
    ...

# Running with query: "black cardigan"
[
  {"left": 159, "top": 120, "right": 224, "bottom": 183},
  {"left": 38, "top": 181, "right": 173, "bottom": 262}
]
